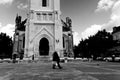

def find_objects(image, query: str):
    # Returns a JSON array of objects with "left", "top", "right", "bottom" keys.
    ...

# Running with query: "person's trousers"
[{"left": 52, "top": 61, "right": 62, "bottom": 69}]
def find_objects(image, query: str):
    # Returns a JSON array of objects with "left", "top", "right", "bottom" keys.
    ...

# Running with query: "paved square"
[{"left": 0, "top": 61, "right": 120, "bottom": 80}]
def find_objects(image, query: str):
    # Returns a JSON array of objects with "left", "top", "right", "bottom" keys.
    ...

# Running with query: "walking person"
[
  {"left": 12, "top": 54, "right": 17, "bottom": 63},
  {"left": 52, "top": 51, "right": 62, "bottom": 69}
]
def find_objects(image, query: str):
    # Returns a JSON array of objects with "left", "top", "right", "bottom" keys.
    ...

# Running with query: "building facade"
[
  {"left": 24, "top": 0, "right": 63, "bottom": 59},
  {"left": 112, "top": 26, "right": 120, "bottom": 42},
  {"left": 62, "top": 17, "right": 74, "bottom": 57},
  {"left": 13, "top": 0, "right": 74, "bottom": 59},
  {"left": 13, "top": 15, "right": 26, "bottom": 59}
]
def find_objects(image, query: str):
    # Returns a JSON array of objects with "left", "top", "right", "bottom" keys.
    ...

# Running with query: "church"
[{"left": 13, "top": 0, "right": 74, "bottom": 60}]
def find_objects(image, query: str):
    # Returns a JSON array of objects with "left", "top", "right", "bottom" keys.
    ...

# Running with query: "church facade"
[{"left": 13, "top": 0, "right": 73, "bottom": 59}]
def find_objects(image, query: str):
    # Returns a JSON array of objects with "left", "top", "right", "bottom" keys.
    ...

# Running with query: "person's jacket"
[{"left": 52, "top": 52, "right": 60, "bottom": 62}]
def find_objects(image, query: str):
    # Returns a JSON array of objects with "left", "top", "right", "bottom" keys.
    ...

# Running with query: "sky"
[{"left": 0, "top": 0, "right": 120, "bottom": 45}]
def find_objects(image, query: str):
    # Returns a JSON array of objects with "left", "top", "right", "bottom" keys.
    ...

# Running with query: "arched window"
[{"left": 42, "top": 0, "right": 47, "bottom": 7}]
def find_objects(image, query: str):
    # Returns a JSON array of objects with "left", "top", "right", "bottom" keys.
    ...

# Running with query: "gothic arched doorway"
[{"left": 39, "top": 38, "right": 49, "bottom": 56}]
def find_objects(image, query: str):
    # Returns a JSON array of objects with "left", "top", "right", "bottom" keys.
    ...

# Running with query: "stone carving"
[
  {"left": 62, "top": 17, "right": 72, "bottom": 31},
  {"left": 66, "top": 17, "right": 72, "bottom": 27},
  {"left": 15, "top": 14, "right": 27, "bottom": 31}
]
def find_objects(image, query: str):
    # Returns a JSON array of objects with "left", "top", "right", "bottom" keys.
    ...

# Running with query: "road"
[{"left": 0, "top": 61, "right": 120, "bottom": 80}]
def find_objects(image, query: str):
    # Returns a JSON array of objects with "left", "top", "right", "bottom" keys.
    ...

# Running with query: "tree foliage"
[
  {"left": 74, "top": 29, "right": 117, "bottom": 59},
  {"left": 0, "top": 33, "right": 13, "bottom": 59}
]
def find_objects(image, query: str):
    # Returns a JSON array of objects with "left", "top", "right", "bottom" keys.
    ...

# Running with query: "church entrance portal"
[{"left": 39, "top": 38, "right": 49, "bottom": 56}]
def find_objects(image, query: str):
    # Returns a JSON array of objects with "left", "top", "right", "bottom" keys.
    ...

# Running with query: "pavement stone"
[{"left": 0, "top": 61, "right": 119, "bottom": 80}]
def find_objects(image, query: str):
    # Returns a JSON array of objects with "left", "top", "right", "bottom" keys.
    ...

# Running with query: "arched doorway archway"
[{"left": 39, "top": 37, "right": 49, "bottom": 56}]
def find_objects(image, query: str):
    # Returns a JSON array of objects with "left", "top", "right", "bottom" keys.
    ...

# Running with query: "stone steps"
[{"left": 37, "top": 56, "right": 52, "bottom": 63}]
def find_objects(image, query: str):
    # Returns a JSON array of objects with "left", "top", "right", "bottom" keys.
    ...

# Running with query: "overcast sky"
[{"left": 0, "top": 0, "right": 120, "bottom": 45}]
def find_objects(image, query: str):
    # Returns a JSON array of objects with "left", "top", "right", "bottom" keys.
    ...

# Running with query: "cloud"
[
  {"left": 0, "top": 23, "right": 15, "bottom": 37},
  {"left": 80, "top": 0, "right": 120, "bottom": 40},
  {"left": 73, "top": 32, "right": 80, "bottom": 45},
  {"left": 96, "top": 0, "right": 115, "bottom": 12},
  {"left": 94, "top": 0, "right": 120, "bottom": 30},
  {"left": 104, "top": 0, "right": 120, "bottom": 30},
  {"left": 0, "top": 0, "right": 14, "bottom": 5},
  {"left": 81, "top": 24, "right": 103, "bottom": 39},
  {"left": 111, "top": 0, "right": 120, "bottom": 21},
  {"left": 17, "top": 3, "right": 28, "bottom": 10}
]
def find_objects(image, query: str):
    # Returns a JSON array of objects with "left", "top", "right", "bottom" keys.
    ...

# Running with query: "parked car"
[
  {"left": 103, "top": 57, "right": 120, "bottom": 62},
  {"left": 97, "top": 57, "right": 104, "bottom": 61},
  {"left": 115, "top": 57, "right": 120, "bottom": 61},
  {"left": 104, "top": 57, "right": 112, "bottom": 61}
]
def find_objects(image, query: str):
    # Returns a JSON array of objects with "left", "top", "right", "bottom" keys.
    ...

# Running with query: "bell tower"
[{"left": 25, "top": 0, "right": 63, "bottom": 58}]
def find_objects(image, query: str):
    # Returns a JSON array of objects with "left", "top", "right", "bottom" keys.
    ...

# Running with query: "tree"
[
  {"left": 73, "top": 46, "right": 80, "bottom": 58},
  {"left": 0, "top": 33, "right": 13, "bottom": 59},
  {"left": 74, "top": 29, "right": 116, "bottom": 60},
  {"left": 91, "top": 30, "right": 114, "bottom": 58}
]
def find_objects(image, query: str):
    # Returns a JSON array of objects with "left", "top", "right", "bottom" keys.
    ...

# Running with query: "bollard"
[{"left": 64, "top": 57, "right": 68, "bottom": 63}]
